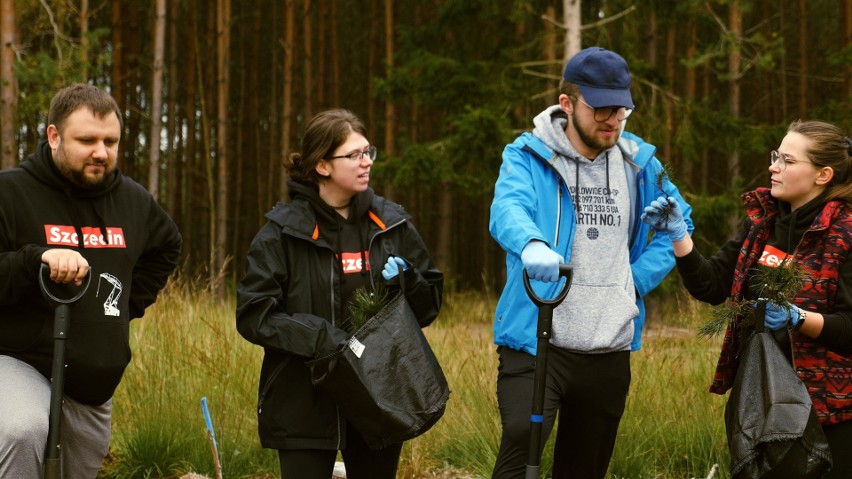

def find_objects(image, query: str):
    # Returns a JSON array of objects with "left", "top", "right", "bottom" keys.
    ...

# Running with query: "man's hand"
[
  {"left": 41, "top": 249, "right": 89, "bottom": 286},
  {"left": 521, "top": 241, "right": 564, "bottom": 283}
]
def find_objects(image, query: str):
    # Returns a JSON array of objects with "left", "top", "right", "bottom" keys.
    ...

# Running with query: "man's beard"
[
  {"left": 55, "top": 145, "right": 112, "bottom": 190},
  {"left": 571, "top": 109, "right": 620, "bottom": 155}
]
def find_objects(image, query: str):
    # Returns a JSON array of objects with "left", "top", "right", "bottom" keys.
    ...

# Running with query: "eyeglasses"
[
  {"left": 577, "top": 97, "right": 633, "bottom": 122},
  {"left": 326, "top": 145, "right": 377, "bottom": 163},
  {"left": 770, "top": 150, "right": 813, "bottom": 171}
]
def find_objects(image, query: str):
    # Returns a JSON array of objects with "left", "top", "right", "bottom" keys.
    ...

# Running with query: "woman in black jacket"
[{"left": 236, "top": 109, "right": 443, "bottom": 479}]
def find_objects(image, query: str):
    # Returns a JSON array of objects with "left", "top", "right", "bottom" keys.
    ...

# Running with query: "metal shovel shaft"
[
  {"left": 526, "top": 303, "right": 555, "bottom": 479},
  {"left": 39, "top": 264, "right": 91, "bottom": 479},
  {"left": 522, "top": 265, "right": 572, "bottom": 478},
  {"left": 44, "top": 303, "right": 70, "bottom": 479}
]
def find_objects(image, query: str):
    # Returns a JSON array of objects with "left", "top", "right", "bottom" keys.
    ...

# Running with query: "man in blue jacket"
[{"left": 489, "top": 47, "right": 693, "bottom": 478}]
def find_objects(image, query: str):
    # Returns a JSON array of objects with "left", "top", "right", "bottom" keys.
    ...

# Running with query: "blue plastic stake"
[{"left": 201, "top": 397, "right": 223, "bottom": 479}]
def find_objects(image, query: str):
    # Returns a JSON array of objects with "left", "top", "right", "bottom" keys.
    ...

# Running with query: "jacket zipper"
[
  {"left": 554, "top": 185, "right": 562, "bottom": 247},
  {"left": 328, "top": 255, "right": 344, "bottom": 450},
  {"left": 365, "top": 217, "right": 406, "bottom": 290}
]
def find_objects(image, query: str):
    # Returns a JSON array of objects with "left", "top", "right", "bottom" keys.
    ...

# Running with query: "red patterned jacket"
[{"left": 710, "top": 188, "right": 852, "bottom": 425}]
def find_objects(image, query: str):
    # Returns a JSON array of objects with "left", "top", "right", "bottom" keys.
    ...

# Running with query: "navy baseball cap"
[{"left": 562, "top": 47, "right": 634, "bottom": 109}]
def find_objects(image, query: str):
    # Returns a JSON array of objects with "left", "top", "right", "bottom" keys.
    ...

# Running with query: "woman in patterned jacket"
[{"left": 643, "top": 119, "right": 852, "bottom": 478}]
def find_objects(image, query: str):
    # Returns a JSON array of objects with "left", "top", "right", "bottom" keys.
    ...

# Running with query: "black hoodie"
[
  {"left": 0, "top": 140, "right": 182, "bottom": 405},
  {"left": 288, "top": 180, "right": 374, "bottom": 326}
]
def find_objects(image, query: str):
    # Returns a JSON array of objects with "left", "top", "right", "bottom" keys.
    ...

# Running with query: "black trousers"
[
  {"left": 823, "top": 419, "right": 852, "bottom": 478},
  {"left": 277, "top": 422, "right": 402, "bottom": 479},
  {"left": 492, "top": 346, "right": 631, "bottom": 479}
]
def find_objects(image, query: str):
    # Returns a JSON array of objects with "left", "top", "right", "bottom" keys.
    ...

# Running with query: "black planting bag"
[
  {"left": 306, "top": 284, "right": 449, "bottom": 450},
  {"left": 725, "top": 307, "right": 832, "bottom": 478}
]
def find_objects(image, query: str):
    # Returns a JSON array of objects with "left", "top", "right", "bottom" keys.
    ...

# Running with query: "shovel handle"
[
  {"left": 522, "top": 264, "right": 573, "bottom": 308},
  {"left": 38, "top": 264, "right": 92, "bottom": 306}
]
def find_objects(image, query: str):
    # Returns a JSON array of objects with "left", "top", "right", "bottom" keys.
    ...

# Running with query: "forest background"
[{"left": 0, "top": 0, "right": 850, "bottom": 295}]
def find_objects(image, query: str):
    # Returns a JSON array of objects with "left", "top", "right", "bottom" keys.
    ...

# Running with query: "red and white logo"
[
  {"left": 758, "top": 244, "right": 788, "bottom": 268},
  {"left": 44, "top": 225, "right": 127, "bottom": 249},
  {"left": 339, "top": 251, "right": 370, "bottom": 274}
]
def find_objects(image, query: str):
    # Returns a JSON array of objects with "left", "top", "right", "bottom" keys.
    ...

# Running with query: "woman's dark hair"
[
  {"left": 48, "top": 83, "right": 124, "bottom": 133},
  {"left": 285, "top": 109, "right": 367, "bottom": 184},
  {"left": 788, "top": 120, "right": 852, "bottom": 203}
]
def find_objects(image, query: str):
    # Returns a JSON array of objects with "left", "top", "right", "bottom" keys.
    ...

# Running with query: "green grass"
[{"left": 100, "top": 284, "right": 732, "bottom": 479}]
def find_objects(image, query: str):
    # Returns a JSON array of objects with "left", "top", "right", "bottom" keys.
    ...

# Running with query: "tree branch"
[
  {"left": 38, "top": 0, "right": 72, "bottom": 65},
  {"left": 541, "top": 5, "right": 637, "bottom": 31},
  {"left": 581, "top": 5, "right": 636, "bottom": 31}
]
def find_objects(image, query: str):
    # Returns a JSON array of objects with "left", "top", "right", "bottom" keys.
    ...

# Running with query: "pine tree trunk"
[
  {"left": 302, "top": 0, "right": 313, "bottom": 119},
  {"left": 844, "top": 0, "right": 852, "bottom": 102},
  {"left": 147, "top": 0, "right": 166, "bottom": 199},
  {"left": 797, "top": 0, "right": 808, "bottom": 118},
  {"left": 563, "top": 0, "right": 581, "bottom": 58},
  {"left": 727, "top": 0, "right": 742, "bottom": 183},
  {"left": 110, "top": 0, "right": 124, "bottom": 169},
  {"left": 279, "top": 0, "right": 295, "bottom": 201},
  {"left": 0, "top": 0, "right": 16, "bottom": 169},
  {"left": 383, "top": 0, "right": 395, "bottom": 199},
  {"left": 214, "top": 0, "right": 231, "bottom": 297},
  {"left": 80, "top": 0, "right": 89, "bottom": 79}
]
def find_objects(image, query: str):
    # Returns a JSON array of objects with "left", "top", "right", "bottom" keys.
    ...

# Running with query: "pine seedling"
[
  {"left": 344, "top": 283, "right": 391, "bottom": 333},
  {"left": 653, "top": 162, "right": 677, "bottom": 226},
  {"left": 699, "top": 298, "right": 752, "bottom": 338},
  {"left": 698, "top": 258, "right": 806, "bottom": 338},
  {"left": 655, "top": 162, "right": 675, "bottom": 194}
]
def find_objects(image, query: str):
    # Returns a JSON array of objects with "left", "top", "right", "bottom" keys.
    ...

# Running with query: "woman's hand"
[{"left": 381, "top": 256, "right": 409, "bottom": 281}]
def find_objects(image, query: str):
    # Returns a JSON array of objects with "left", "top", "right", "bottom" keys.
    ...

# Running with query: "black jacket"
[
  {"left": 236, "top": 181, "right": 443, "bottom": 450},
  {"left": 0, "top": 140, "right": 182, "bottom": 405}
]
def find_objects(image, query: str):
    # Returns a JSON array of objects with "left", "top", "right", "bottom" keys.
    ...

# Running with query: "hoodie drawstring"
[
  {"left": 574, "top": 160, "right": 580, "bottom": 216},
  {"left": 359, "top": 222, "right": 368, "bottom": 279},
  {"left": 334, "top": 214, "right": 345, "bottom": 284}
]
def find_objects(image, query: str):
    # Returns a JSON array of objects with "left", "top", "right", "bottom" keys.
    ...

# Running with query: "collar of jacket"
[
  {"left": 265, "top": 192, "right": 408, "bottom": 248},
  {"left": 742, "top": 187, "right": 842, "bottom": 232}
]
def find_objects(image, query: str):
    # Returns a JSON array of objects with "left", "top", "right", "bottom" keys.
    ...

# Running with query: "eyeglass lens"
[
  {"left": 594, "top": 107, "right": 632, "bottom": 122},
  {"left": 363, "top": 146, "right": 377, "bottom": 161},
  {"left": 342, "top": 146, "right": 377, "bottom": 162},
  {"left": 770, "top": 150, "right": 784, "bottom": 170}
]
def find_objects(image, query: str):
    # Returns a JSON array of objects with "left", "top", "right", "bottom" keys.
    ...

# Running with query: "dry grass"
[{"left": 103, "top": 282, "right": 730, "bottom": 478}]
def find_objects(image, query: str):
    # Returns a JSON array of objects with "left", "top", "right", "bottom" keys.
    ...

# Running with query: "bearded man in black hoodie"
[{"left": 0, "top": 83, "right": 182, "bottom": 477}]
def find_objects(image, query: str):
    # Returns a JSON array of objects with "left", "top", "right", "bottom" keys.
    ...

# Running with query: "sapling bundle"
[
  {"left": 698, "top": 258, "right": 806, "bottom": 338},
  {"left": 342, "top": 283, "right": 391, "bottom": 334}
]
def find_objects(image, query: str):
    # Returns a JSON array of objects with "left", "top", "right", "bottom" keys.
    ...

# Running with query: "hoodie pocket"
[{"left": 551, "top": 280, "right": 638, "bottom": 352}]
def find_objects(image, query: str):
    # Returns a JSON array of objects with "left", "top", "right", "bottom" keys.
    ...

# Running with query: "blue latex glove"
[
  {"left": 520, "top": 241, "right": 564, "bottom": 283},
  {"left": 381, "top": 256, "right": 409, "bottom": 281},
  {"left": 641, "top": 196, "right": 688, "bottom": 241},
  {"left": 762, "top": 300, "right": 805, "bottom": 331}
]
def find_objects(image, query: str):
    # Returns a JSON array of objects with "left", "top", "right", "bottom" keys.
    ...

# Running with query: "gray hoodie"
[{"left": 532, "top": 105, "right": 638, "bottom": 353}]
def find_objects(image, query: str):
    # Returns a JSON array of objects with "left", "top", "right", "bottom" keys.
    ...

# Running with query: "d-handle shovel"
[
  {"left": 523, "top": 264, "right": 573, "bottom": 479},
  {"left": 38, "top": 263, "right": 91, "bottom": 479}
]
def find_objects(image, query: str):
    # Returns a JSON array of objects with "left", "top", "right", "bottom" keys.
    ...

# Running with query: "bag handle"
[
  {"left": 311, "top": 356, "right": 337, "bottom": 385},
  {"left": 754, "top": 302, "right": 766, "bottom": 333},
  {"left": 396, "top": 260, "right": 407, "bottom": 294}
]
